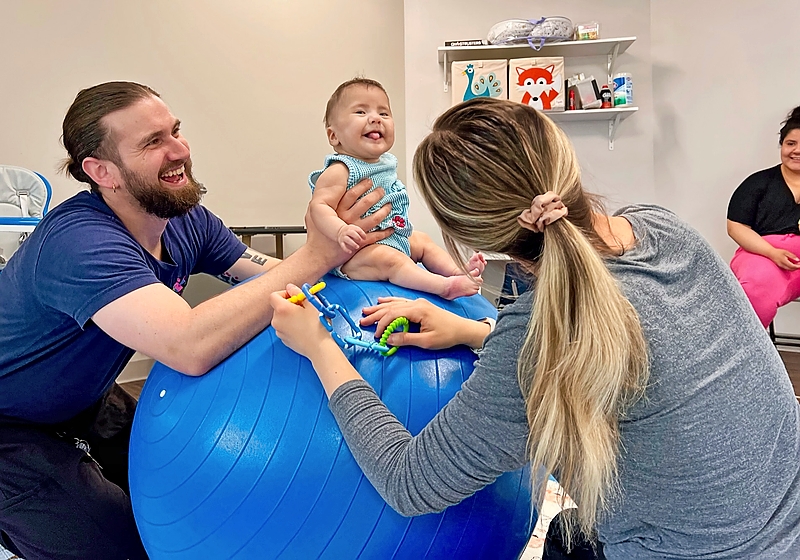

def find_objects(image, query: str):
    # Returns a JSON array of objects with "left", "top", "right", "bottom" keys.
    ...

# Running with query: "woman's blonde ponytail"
[{"left": 413, "top": 97, "right": 649, "bottom": 544}]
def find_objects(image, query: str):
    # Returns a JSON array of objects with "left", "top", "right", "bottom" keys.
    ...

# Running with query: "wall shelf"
[
  {"left": 438, "top": 37, "right": 637, "bottom": 150},
  {"left": 438, "top": 37, "right": 635, "bottom": 64},
  {"left": 438, "top": 36, "right": 636, "bottom": 95},
  {"left": 548, "top": 107, "right": 637, "bottom": 150},
  {"left": 547, "top": 106, "right": 637, "bottom": 122}
]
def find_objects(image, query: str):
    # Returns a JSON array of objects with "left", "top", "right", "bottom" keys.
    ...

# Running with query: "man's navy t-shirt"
[{"left": 0, "top": 191, "right": 246, "bottom": 423}]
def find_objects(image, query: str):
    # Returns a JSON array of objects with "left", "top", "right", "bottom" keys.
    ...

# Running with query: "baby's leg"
[
  {"left": 409, "top": 231, "right": 486, "bottom": 277},
  {"left": 342, "top": 244, "right": 481, "bottom": 300}
]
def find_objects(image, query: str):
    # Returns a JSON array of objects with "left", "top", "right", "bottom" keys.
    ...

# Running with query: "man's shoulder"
[
  {"left": 182, "top": 202, "right": 216, "bottom": 221},
  {"left": 35, "top": 191, "right": 122, "bottom": 245},
  {"left": 165, "top": 204, "right": 238, "bottom": 250},
  {"left": 46, "top": 190, "right": 108, "bottom": 218}
]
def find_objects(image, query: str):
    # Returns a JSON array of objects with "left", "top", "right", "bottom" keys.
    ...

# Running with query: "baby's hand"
[{"left": 337, "top": 224, "right": 367, "bottom": 252}]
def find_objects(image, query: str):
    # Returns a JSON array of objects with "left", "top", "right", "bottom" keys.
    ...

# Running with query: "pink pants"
[{"left": 730, "top": 234, "right": 800, "bottom": 327}]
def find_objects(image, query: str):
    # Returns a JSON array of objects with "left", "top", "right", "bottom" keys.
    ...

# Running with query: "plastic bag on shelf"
[
  {"left": 575, "top": 22, "right": 600, "bottom": 40},
  {"left": 487, "top": 17, "right": 574, "bottom": 50}
]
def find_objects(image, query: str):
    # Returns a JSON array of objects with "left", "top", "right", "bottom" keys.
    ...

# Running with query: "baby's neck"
[{"left": 334, "top": 148, "right": 384, "bottom": 164}]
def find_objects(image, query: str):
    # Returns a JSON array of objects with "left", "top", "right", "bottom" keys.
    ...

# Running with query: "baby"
[{"left": 308, "top": 78, "right": 485, "bottom": 299}]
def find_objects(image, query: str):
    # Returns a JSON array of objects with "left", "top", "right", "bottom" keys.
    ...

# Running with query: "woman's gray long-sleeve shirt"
[{"left": 329, "top": 205, "right": 800, "bottom": 559}]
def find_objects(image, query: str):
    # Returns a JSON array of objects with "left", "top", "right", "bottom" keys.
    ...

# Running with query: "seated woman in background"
[
  {"left": 270, "top": 98, "right": 800, "bottom": 559},
  {"left": 727, "top": 105, "right": 800, "bottom": 327}
]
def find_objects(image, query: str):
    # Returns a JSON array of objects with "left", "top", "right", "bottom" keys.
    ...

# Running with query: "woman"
[
  {"left": 728, "top": 106, "right": 800, "bottom": 327},
  {"left": 270, "top": 98, "right": 800, "bottom": 559}
]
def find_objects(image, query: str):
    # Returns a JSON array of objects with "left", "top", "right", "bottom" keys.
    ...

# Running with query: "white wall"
[
  {"left": 1, "top": 0, "right": 406, "bottom": 378},
  {"left": 402, "top": 1, "right": 799, "bottom": 256},
  {"left": 651, "top": 1, "right": 800, "bottom": 254},
  {"left": 651, "top": 1, "right": 800, "bottom": 331},
  {"left": 403, "top": 0, "right": 654, "bottom": 246},
  {"left": 7, "top": 1, "right": 800, "bottom": 362},
  {"left": 404, "top": 1, "right": 800, "bottom": 332},
  {"left": 1, "top": 0, "right": 406, "bottom": 248}
]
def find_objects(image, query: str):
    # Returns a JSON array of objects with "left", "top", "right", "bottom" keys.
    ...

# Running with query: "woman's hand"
[
  {"left": 270, "top": 284, "right": 363, "bottom": 397},
  {"left": 269, "top": 284, "right": 333, "bottom": 359},
  {"left": 360, "top": 297, "right": 492, "bottom": 350},
  {"left": 726, "top": 220, "right": 799, "bottom": 269},
  {"left": 769, "top": 248, "right": 800, "bottom": 271}
]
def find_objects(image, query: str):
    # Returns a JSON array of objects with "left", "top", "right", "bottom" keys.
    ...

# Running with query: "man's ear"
[
  {"left": 326, "top": 127, "right": 340, "bottom": 148},
  {"left": 82, "top": 157, "right": 118, "bottom": 189}
]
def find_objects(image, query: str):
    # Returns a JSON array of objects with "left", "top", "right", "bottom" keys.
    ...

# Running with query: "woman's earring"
[{"left": 112, "top": 183, "right": 118, "bottom": 193}]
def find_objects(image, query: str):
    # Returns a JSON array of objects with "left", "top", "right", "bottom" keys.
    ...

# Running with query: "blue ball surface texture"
[{"left": 130, "top": 276, "right": 534, "bottom": 559}]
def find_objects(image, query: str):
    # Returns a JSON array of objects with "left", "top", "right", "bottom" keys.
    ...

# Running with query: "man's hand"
[
  {"left": 304, "top": 178, "right": 395, "bottom": 271},
  {"left": 336, "top": 178, "right": 393, "bottom": 245}
]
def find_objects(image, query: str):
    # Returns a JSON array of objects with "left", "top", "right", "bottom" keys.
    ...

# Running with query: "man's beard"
[{"left": 119, "top": 159, "right": 203, "bottom": 219}]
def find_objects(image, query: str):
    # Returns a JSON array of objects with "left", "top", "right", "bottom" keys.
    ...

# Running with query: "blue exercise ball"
[{"left": 129, "top": 276, "right": 535, "bottom": 559}]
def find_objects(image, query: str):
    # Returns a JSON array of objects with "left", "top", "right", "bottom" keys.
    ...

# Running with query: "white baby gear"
[{"left": 0, "top": 165, "right": 52, "bottom": 270}]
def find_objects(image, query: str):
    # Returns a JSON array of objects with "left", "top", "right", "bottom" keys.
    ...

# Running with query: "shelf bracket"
[
  {"left": 607, "top": 42, "right": 620, "bottom": 85},
  {"left": 608, "top": 113, "right": 622, "bottom": 150},
  {"left": 443, "top": 52, "right": 449, "bottom": 93}
]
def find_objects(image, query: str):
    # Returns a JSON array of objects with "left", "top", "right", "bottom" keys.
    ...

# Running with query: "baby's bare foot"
[
  {"left": 466, "top": 252, "right": 487, "bottom": 276},
  {"left": 441, "top": 274, "right": 483, "bottom": 300}
]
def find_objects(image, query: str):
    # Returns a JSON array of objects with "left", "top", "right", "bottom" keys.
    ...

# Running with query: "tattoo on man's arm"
[
  {"left": 242, "top": 251, "right": 269, "bottom": 267},
  {"left": 216, "top": 251, "right": 271, "bottom": 285},
  {"left": 216, "top": 272, "right": 242, "bottom": 286}
]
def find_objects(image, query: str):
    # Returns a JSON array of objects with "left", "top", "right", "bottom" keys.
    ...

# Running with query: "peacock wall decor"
[
  {"left": 451, "top": 60, "right": 508, "bottom": 106},
  {"left": 462, "top": 63, "right": 503, "bottom": 101}
]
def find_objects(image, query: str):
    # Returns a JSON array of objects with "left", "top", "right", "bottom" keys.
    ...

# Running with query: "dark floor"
[
  {"left": 120, "top": 350, "right": 800, "bottom": 402},
  {"left": 779, "top": 350, "right": 800, "bottom": 398},
  {"left": 121, "top": 378, "right": 145, "bottom": 400}
]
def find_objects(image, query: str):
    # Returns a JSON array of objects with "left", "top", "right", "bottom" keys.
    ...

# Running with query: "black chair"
[{"left": 769, "top": 302, "right": 800, "bottom": 349}]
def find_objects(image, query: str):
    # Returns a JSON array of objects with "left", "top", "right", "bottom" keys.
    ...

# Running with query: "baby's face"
[{"left": 327, "top": 85, "right": 394, "bottom": 163}]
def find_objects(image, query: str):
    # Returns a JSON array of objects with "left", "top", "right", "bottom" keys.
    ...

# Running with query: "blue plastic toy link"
[{"left": 299, "top": 282, "right": 394, "bottom": 356}]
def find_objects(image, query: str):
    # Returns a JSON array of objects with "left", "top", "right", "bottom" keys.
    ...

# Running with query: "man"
[{"left": 0, "top": 81, "right": 391, "bottom": 559}]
